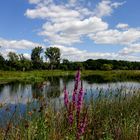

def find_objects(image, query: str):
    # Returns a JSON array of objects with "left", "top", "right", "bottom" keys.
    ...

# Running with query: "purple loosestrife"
[
  {"left": 68, "top": 103, "right": 74, "bottom": 126},
  {"left": 74, "top": 69, "right": 80, "bottom": 92},
  {"left": 76, "top": 83, "right": 84, "bottom": 122},
  {"left": 72, "top": 69, "right": 80, "bottom": 109},
  {"left": 77, "top": 112, "right": 88, "bottom": 140},
  {"left": 64, "top": 70, "right": 88, "bottom": 139}
]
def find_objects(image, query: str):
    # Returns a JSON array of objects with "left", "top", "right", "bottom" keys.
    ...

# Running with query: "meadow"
[
  {"left": 0, "top": 70, "right": 140, "bottom": 84},
  {"left": 0, "top": 70, "right": 140, "bottom": 140}
]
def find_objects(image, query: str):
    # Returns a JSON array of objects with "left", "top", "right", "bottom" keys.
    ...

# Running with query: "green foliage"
[
  {"left": 102, "top": 64, "right": 113, "bottom": 71},
  {"left": 45, "top": 47, "right": 60, "bottom": 70},
  {"left": 31, "top": 46, "right": 43, "bottom": 69},
  {"left": 8, "top": 52, "right": 19, "bottom": 62},
  {"left": 0, "top": 53, "right": 5, "bottom": 70},
  {"left": 0, "top": 46, "right": 140, "bottom": 71}
]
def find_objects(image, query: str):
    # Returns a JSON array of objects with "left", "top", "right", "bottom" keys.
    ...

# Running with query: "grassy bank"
[{"left": 0, "top": 70, "right": 140, "bottom": 84}]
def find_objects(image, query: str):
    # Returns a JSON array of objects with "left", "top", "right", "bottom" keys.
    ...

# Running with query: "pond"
[
  {"left": 0, "top": 76, "right": 140, "bottom": 126},
  {"left": 0, "top": 76, "right": 140, "bottom": 104}
]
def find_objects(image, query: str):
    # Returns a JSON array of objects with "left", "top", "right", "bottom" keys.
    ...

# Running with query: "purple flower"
[
  {"left": 74, "top": 69, "right": 80, "bottom": 92},
  {"left": 77, "top": 110, "right": 88, "bottom": 139},
  {"left": 77, "top": 84, "right": 84, "bottom": 115},
  {"left": 68, "top": 103, "right": 74, "bottom": 126}
]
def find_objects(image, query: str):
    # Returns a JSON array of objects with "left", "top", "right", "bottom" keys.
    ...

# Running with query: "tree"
[
  {"left": 102, "top": 64, "right": 113, "bottom": 71},
  {"left": 7, "top": 52, "right": 20, "bottom": 70},
  {"left": 45, "top": 47, "right": 60, "bottom": 69},
  {"left": 0, "top": 53, "right": 5, "bottom": 70},
  {"left": 8, "top": 52, "right": 19, "bottom": 62},
  {"left": 31, "top": 46, "right": 43, "bottom": 69}
]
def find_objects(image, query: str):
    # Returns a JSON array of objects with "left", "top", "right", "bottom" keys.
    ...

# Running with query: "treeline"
[{"left": 0, "top": 46, "right": 140, "bottom": 71}]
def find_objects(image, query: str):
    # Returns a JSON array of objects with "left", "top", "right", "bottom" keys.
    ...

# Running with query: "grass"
[
  {"left": 0, "top": 70, "right": 140, "bottom": 84},
  {"left": 0, "top": 83, "right": 140, "bottom": 139}
]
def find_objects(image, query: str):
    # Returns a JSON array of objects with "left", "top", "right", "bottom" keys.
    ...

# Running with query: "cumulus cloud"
[
  {"left": 54, "top": 45, "right": 140, "bottom": 62},
  {"left": 40, "top": 17, "right": 108, "bottom": 45},
  {"left": 119, "top": 43, "right": 140, "bottom": 55},
  {"left": 24, "top": 0, "right": 140, "bottom": 61},
  {"left": 94, "top": 0, "right": 125, "bottom": 17},
  {"left": 90, "top": 28, "right": 140, "bottom": 45},
  {"left": 0, "top": 37, "right": 140, "bottom": 62},
  {"left": 116, "top": 23, "right": 129, "bottom": 29},
  {"left": 0, "top": 38, "right": 42, "bottom": 50},
  {"left": 0, "top": 38, "right": 45, "bottom": 59},
  {"left": 25, "top": 0, "right": 123, "bottom": 45}
]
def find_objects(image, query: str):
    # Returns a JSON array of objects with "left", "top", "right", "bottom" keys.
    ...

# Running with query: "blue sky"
[{"left": 0, "top": 0, "right": 140, "bottom": 61}]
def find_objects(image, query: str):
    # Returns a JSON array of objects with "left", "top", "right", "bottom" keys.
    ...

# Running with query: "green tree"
[
  {"left": 8, "top": 52, "right": 19, "bottom": 62},
  {"left": 0, "top": 53, "right": 5, "bottom": 70},
  {"left": 45, "top": 47, "right": 60, "bottom": 69},
  {"left": 102, "top": 64, "right": 113, "bottom": 71},
  {"left": 31, "top": 46, "right": 43, "bottom": 69},
  {"left": 7, "top": 52, "right": 20, "bottom": 70}
]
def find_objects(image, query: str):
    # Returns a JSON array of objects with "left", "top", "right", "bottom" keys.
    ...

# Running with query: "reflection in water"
[{"left": 0, "top": 76, "right": 140, "bottom": 106}]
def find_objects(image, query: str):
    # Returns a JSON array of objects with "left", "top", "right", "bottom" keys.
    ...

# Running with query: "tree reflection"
[
  {"left": 45, "top": 77, "right": 61, "bottom": 98},
  {"left": 0, "top": 84, "right": 4, "bottom": 95}
]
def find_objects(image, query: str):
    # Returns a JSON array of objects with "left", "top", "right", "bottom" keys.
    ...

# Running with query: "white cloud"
[
  {"left": 0, "top": 37, "right": 140, "bottom": 61},
  {"left": 40, "top": 17, "right": 108, "bottom": 45},
  {"left": 25, "top": 0, "right": 123, "bottom": 45},
  {"left": 94, "top": 0, "right": 125, "bottom": 17},
  {"left": 25, "top": 4, "right": 80, "bottom": 20},
  {"left": 119, "top": 43, "right": 140, "bottom": 55},
  {"left": 0, "top": 38, "right": 45, "bottom": 59},
  {"left": 51, "top": 45, "right": 140, "bottom": 62},
  {"left": 90, "top": 28, "right": 140, "bottom": 45},
  {"left": 116, "top": 23, "right": 129, "bottom": 29},
  {"left": 0, "top": 38, "right": 42, "bottom": 50},
  {"left": 24, "top": 0, "right": 140, "bottom": 61}
]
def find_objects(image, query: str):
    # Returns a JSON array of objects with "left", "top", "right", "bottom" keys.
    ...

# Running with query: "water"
[{"left": 0, "top": 76, "right": 140, "bottom": 105}]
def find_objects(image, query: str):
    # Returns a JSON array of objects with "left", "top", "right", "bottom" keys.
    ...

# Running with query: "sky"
[{"left": 0, "top": 0, "right": 140, "bottom": 61}]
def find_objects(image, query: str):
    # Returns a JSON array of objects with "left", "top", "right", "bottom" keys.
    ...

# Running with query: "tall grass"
[{"left": 0, "top": 70, "right": 140, "bottom": 139}]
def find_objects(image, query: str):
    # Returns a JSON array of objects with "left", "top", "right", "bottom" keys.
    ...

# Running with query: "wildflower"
[
  {"left": 72, "top": 91, "right": 76, "bottom": 109},
  {"left": 74, "top": 69, "right": 80, "bottom": 92},
  {"left": 76, "top": 83, "right": 84, "bottom": 123},
  {"left": 77, "top": 110, "right": 88, "bottom": 139},
  {"left": 68, "top": 103, "right": 74, "bottom": 126},
  {"left": 64, "top": 69, "right": 88, "bottom": 139}
]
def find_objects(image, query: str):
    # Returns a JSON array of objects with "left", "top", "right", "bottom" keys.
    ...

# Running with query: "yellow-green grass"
[{"left": 0, "top": 70, "right": 140, "bottom": 84}]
